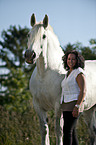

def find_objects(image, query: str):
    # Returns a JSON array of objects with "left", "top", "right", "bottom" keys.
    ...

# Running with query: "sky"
[{"left": 0, "top": 0, "right": 96, "bottom": 47}]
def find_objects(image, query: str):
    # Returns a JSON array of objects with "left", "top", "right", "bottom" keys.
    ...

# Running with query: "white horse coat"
[
  {"left": 25, "top": 14, "right": 96, "bottom": 145},
  {"left": 84, "top": 60, "right": 96, "bottom": 110}
]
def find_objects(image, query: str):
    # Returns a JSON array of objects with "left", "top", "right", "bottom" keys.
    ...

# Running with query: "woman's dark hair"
[{"left": 62, "top": 50, "right": 85, "bottom": 70}]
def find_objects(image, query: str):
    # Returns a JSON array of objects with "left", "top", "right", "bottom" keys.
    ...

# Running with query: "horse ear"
[
  {"left": 31, "top": 13, "right": 36, "bottom": 27},
  {"left": 43, "top": 15, "right": 48, "bottom": 28}
]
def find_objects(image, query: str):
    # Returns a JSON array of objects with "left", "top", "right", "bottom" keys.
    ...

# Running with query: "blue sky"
[{"left": 0, "top": 0, "right": 96, "bottom": 47}]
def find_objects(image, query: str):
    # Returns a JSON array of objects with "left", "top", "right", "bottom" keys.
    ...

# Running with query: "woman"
[{"left": 61, "top": 50, "right": 86, "bottom": 145}]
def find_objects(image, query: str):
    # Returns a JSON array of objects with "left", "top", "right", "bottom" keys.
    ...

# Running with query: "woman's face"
[{"left": 67, "top": 53, "right": 77, "bottom": 70}]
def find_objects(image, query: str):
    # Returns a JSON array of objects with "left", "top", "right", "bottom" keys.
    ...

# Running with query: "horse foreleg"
[
  {"left": 33, "top": 98, "right": 50, "bottom": 145},
  {"left": 38, "top": 109, "right": 50, "bottom": 145},
  {"left": 55, "top": 105, "right": 63, "bottom": 145},
  {"left": 83, "top": 105, "right": 96, "bottom": 145}
]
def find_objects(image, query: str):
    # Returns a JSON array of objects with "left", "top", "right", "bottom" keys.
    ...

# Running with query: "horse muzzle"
[{"left": 25, "top": 50, "right": 36, "bottom": 64}]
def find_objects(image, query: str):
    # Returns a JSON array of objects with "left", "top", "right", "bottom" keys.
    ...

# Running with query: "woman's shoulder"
[
  {"left": 74, "top": 67, "right": 85, "bottom": 78},
  {"left": 77, "top": 67, "right": 84, "bottom": 72}
]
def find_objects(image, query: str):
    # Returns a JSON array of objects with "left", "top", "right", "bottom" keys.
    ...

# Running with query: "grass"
[{"left": 0, "top": 105, "right": 90, "bottom": 145}]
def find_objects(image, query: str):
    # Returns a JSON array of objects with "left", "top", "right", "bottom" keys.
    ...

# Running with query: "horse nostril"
[
  {"left": 32, "top": 52, "right": 36, "bottom": 58},
  {"left": 25, "top": 50, "right": 36, "bottom": 61},
  {"left": 25, "top": 50, "right": 32, "bottom": 58}
]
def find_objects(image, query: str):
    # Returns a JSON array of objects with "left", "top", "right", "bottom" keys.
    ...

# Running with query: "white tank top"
[{"left": 61, "top": 67, "right": 85, "bottom": 103}]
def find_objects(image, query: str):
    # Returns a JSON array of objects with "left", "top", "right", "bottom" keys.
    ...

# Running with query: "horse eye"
[{"left": 42, "top": 34, "right": 46, "bottom": 39}]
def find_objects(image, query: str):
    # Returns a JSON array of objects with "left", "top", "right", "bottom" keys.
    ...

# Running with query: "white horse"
[{"left": 25, "top": 14, "right": 96, "bottom": 145}]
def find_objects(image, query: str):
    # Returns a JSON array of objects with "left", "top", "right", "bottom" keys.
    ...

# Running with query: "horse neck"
[
  {"left": 36, "top": 50, "right": 65, "bottom": 76},
  {"left": 46, "top": 34, "right": 64, "bottom": 72}
]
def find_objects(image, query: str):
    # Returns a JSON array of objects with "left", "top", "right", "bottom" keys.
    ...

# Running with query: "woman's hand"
[{"left": 72, "top": 107, "right": 80, "bottom": 118}]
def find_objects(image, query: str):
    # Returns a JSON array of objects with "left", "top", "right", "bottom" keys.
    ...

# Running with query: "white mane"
[{"left": 46, "top": 26, "right": 64, "bottom": 72}]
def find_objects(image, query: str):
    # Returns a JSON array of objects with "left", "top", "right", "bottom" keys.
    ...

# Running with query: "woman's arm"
[
  {"left": 72, "top": 73, "right": 86, "bottom": 117},
  {"left": 76, "top": 73, "right": 86, "bottom": 105}
]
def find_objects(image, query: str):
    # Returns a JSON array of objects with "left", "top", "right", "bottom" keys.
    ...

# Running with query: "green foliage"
[
  {"left": 0, "top": 25, "right": 32, "bottom": 112},
  {"left": 0, "top": 25, "right": 28, "bottom": 68},
  {"left": 81, "top": 46, "right": 96, "bottom": 60},
  {"left": 77, "top": 115, "right": 90, "bottom": 145},
  {"left": 63, "top": 40, "right": 96, "bottom": 60},
  {"left": 2, "top": 68, "right": 31, "bottom": 112},
  {"left": 0, "top": 106, "right": 90, "bottom": 145},
  {"left": 0, "top": 105, "right": 41, "bottom": 145},
  {"left": 89, "top": 38, "right": 96, "bottom": 45}
]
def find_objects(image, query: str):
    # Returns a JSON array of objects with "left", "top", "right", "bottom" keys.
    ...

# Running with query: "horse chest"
[
  {"left": 29, "top": 68, "right": 63, "bottom": 107},
  {"left": 29, "top": 77, "right": 56, "bottom": 109}
]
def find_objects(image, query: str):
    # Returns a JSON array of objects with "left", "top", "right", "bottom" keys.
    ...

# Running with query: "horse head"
[{"left": 25, "top": 13, "right": 49, "bottom": 64}]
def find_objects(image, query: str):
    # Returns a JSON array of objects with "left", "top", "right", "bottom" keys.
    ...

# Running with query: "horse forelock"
[{"left": 28, "top": 24, "right": 44, "bottom": 48}]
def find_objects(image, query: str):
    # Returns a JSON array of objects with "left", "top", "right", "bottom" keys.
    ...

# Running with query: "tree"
[
  {"left": 89, "top": 38, "right": 96, "bottom": 55},
  {"left": 63, "top": 40, "right": 96, "bottom": 60},
  {"left": 80, "top": 46, "right": 95, "bottom": 60},
  {"left": 63, "top": 43, "right": 75, "bottom": 53},
  {"left": 81, "top": 38, "right": 96, "bottom": 60},
  {"left": 0, "top": 25, "right": 33, "bottom": 112}
]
